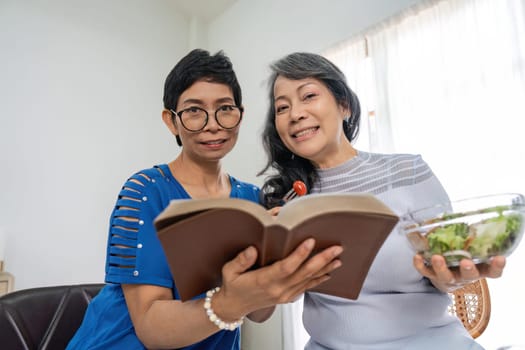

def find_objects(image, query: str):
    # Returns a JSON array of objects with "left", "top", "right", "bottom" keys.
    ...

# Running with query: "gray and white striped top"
[{"left": 303, "top": 151, "right": 484, "bottom": 350}]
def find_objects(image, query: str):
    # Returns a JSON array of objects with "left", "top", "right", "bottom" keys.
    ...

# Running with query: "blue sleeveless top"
[{"left": 67, "top": 164, "right": 260, "bottom": 350}]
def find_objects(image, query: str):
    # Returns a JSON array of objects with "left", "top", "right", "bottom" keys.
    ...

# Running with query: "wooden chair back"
[{"left": 448, "top": 278, "right": 491, "bottom": 338}]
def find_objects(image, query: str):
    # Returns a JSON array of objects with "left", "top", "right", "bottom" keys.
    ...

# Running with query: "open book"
[{"left": 154, "top": 193, "right": 399, "bottom": 301}]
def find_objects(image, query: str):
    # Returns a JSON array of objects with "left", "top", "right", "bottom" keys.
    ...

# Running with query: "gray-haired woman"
[{"left": 259, "top": 52, "right": 506, "bottom": 350}]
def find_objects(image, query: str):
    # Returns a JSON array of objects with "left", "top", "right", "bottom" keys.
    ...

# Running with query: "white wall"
[{"left": 0, "top": 0, "right": 189, "bottom": 289}]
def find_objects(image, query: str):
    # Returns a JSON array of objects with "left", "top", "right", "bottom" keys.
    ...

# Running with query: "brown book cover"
[{"left": 154, "top": 193, "right": 399, "bottom": 301}]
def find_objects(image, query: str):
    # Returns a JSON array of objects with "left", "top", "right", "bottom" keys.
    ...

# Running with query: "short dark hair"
[
  {"left": 163, "top": 49, "right": 242, "bottom": 146},
  {"left": 258, "top": 52, "right": 361, "bottom": 208}
]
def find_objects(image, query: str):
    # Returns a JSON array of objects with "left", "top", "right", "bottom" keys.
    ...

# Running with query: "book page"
[
  {"left": 154, "top": 197, "right": 275, "bottom": 231},
  {"left": 276, "top": 193, "right": 397, "bottom": 229}
]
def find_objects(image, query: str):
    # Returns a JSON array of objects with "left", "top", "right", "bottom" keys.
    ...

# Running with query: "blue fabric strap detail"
[
  {"left": 124, "top": 179, "right": 147, "bottom": 191},
  {"left": 110, "top": 227, "right": 137, "bottom": 239},
  {"left": 136, "top": 168, "right": 161, "bottom": 179},
  {"left": 129, "top": 173, "right": 150, "bottom": 181},
  {"left": 112, "top": 218, "right": 141, "bottom": 230},
  {"left": 113, "top": 209, "right": 141, "bottom": 218},
  {"left": 110, "top": 236, "right": 137, "bottom": 249},
  {"left": 109, "top": 246, "right": 136, "bottom": 260},
  {"left": 116, "top": 198, "right": 141, "bottom": 209},
  {"left": 118, "top": 189, "right": 142, "bottom": 200},
  {"left": 109, "top": 245, "right": 137, "bottom": 258},
  {"left": 108, "top": 255, "right": 136, "bottom": 267},
  {"left": 106, "top": 266, "right": 132, "bottom": 278}
]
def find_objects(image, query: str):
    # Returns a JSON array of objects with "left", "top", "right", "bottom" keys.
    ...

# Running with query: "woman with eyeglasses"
[{"left": 66, "top": 49, "right": 343, "bottom": 350}]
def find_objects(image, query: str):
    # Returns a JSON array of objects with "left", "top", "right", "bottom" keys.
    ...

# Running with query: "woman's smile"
[{"left": 292, "top": 126, "right": 319, "bottom": 139}]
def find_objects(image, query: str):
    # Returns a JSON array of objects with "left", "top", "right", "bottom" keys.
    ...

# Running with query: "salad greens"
[{"left": 420, "top": 211, "right": 523, "bottom": 264}]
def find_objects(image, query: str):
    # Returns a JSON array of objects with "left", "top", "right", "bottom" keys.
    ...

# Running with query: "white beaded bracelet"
[{"left": 203, "top": 287, "right": 244, "bottom": 331}]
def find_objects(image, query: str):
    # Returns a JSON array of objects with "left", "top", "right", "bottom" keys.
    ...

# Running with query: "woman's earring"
[{"left": 291, "top": 153, "right": 295, "bottom": 160}]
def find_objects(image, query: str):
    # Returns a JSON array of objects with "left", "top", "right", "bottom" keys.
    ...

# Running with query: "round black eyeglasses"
[{"left": 170, "top": 105, "right": 243, "bottom": 132}]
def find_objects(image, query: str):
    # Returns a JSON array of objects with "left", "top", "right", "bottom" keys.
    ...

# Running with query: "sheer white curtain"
[
  {"left": 283, "top": 0, "right": 525, "bottom": 348},
  {"left": 365, "top": 0, "right": 525, "bottom": 199}
]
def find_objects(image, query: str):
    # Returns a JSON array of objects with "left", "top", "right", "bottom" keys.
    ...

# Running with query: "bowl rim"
[{"left": 401, "top": 192, "right": 525, "bottom": 223}]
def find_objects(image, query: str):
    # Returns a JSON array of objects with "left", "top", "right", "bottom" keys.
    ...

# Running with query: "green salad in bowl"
[{"left": 401, "top": 193, "right": 525, "bottom": 266}]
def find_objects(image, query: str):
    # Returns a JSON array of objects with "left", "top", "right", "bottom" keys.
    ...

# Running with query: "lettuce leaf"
[{"left": 426, "top": 213, "right": 522, "bottom": 263}]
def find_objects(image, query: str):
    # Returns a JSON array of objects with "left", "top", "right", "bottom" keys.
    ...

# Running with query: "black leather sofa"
[{"left": 0, "top": 283, "right": 105, "bottom": 350}]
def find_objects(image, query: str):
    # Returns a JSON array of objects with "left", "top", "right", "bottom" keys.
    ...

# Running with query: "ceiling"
[{"left": 174, "top": 0, "right": 238, "bottom": 21}]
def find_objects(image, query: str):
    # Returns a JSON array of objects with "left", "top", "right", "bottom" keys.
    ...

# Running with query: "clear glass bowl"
[{"left": 400, "top": 193, "right": 525, "bottom": 267}]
